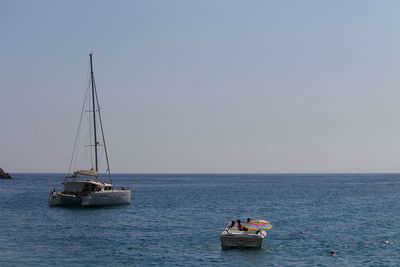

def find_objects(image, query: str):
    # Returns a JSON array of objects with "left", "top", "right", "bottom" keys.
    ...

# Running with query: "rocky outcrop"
[{"left": 0, "top": 168, "right": 11, "bottom": 179}]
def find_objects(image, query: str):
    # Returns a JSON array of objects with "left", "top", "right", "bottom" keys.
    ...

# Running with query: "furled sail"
[{"left": 74, "top": 169, "right": 98, "bottom": 177}]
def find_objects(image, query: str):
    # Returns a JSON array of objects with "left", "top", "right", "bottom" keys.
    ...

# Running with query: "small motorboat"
[{"left": 220, "top": 219, "right": 272, "bottom": 249}]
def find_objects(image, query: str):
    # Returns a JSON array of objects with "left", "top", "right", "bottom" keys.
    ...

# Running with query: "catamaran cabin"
[{"left": 64, "top": 180, "right": 113, "bottom": 193}]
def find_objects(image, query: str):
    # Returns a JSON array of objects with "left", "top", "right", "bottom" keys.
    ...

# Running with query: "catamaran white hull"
[
  {"left": 81, "top": 190, "right": 131, "bottom": 206},
  {"left": 49, "top": 192, "right": 81, "bottom": 206},
  {"left": 220, "top": 234, "right": 264, "bottom": 248},
  {"left": 49, "top": 190, "right": 131, "bottom": 207}
]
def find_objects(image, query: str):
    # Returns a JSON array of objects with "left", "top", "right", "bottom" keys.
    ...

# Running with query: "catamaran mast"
[{"left": 89, "top": 53, "right": 98, "bottom": 172}]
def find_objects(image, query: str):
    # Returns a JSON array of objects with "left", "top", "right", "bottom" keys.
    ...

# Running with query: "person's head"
[
  {"left": 247, "top": 218, "right": 251, "bottom": 223},
  {"left": 237, "top": 219, "right": 241, "bottom": 224},
  {"left": 230, "top": 221, "right": 235, "bottom": 226}
]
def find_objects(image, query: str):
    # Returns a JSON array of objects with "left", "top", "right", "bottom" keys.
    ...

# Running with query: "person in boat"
[
  {"left": 229, "top": 221, "right": 235, "bottom": 228},
  {"left": 241, "top": 218, "right": 251, "bottom": 231},
  {"left": 236, "top": 219, "right": 247, "bottom": 231},
  {"left": 236, "top": 219, "right": 242, "bottom": 230},
  {"left": 237, "top": 219, "right": 249, "bottom": 231}
]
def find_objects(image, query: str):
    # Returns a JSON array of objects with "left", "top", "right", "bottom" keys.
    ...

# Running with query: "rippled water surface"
[{"left": 1, "top": 173, "right": 400, "bottom": 266}]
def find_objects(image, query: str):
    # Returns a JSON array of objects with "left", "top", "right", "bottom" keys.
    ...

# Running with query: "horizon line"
[{"left": 6, "top": 171, "right": 400, "bottom": 175}]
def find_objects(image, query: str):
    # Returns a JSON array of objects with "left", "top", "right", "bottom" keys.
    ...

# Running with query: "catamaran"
[{"left": 49, "top": 54, "right": 131, "bottom": 207}]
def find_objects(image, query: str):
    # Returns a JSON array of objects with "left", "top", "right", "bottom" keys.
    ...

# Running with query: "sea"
[{"left": 1, "top": 173, "right": 400, "bottom": 266}]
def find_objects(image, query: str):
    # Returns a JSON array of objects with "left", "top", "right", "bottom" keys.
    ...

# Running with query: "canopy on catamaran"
[{"left": 74, "top": 169, "right": 98, "bottom": 177}]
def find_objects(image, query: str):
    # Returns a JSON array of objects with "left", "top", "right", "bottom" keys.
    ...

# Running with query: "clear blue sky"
[{"left": 2, "top": 0, "right": 400, "bottom": 173}]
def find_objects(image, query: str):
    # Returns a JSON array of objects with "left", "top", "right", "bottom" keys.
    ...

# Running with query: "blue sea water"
[{"left": 1, "top": 173, "right": 400, "bottom": 266}]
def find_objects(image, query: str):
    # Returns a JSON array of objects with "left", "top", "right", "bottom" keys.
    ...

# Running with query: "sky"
[{"left": 2, "top": 0, "right": 400, "bottom": 173}]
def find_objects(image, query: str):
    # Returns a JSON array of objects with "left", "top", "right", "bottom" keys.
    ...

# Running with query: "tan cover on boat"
[{"left": 74, "top": 169, "right": 98, "bottom": 177}]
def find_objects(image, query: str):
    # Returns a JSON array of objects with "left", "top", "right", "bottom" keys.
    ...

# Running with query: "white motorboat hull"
[
  {"left": 220, "top": 229, "right": 266, "bottom": 248},
  {"left": 49, "top": 190, "right": 131, "bottom": 207}
]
